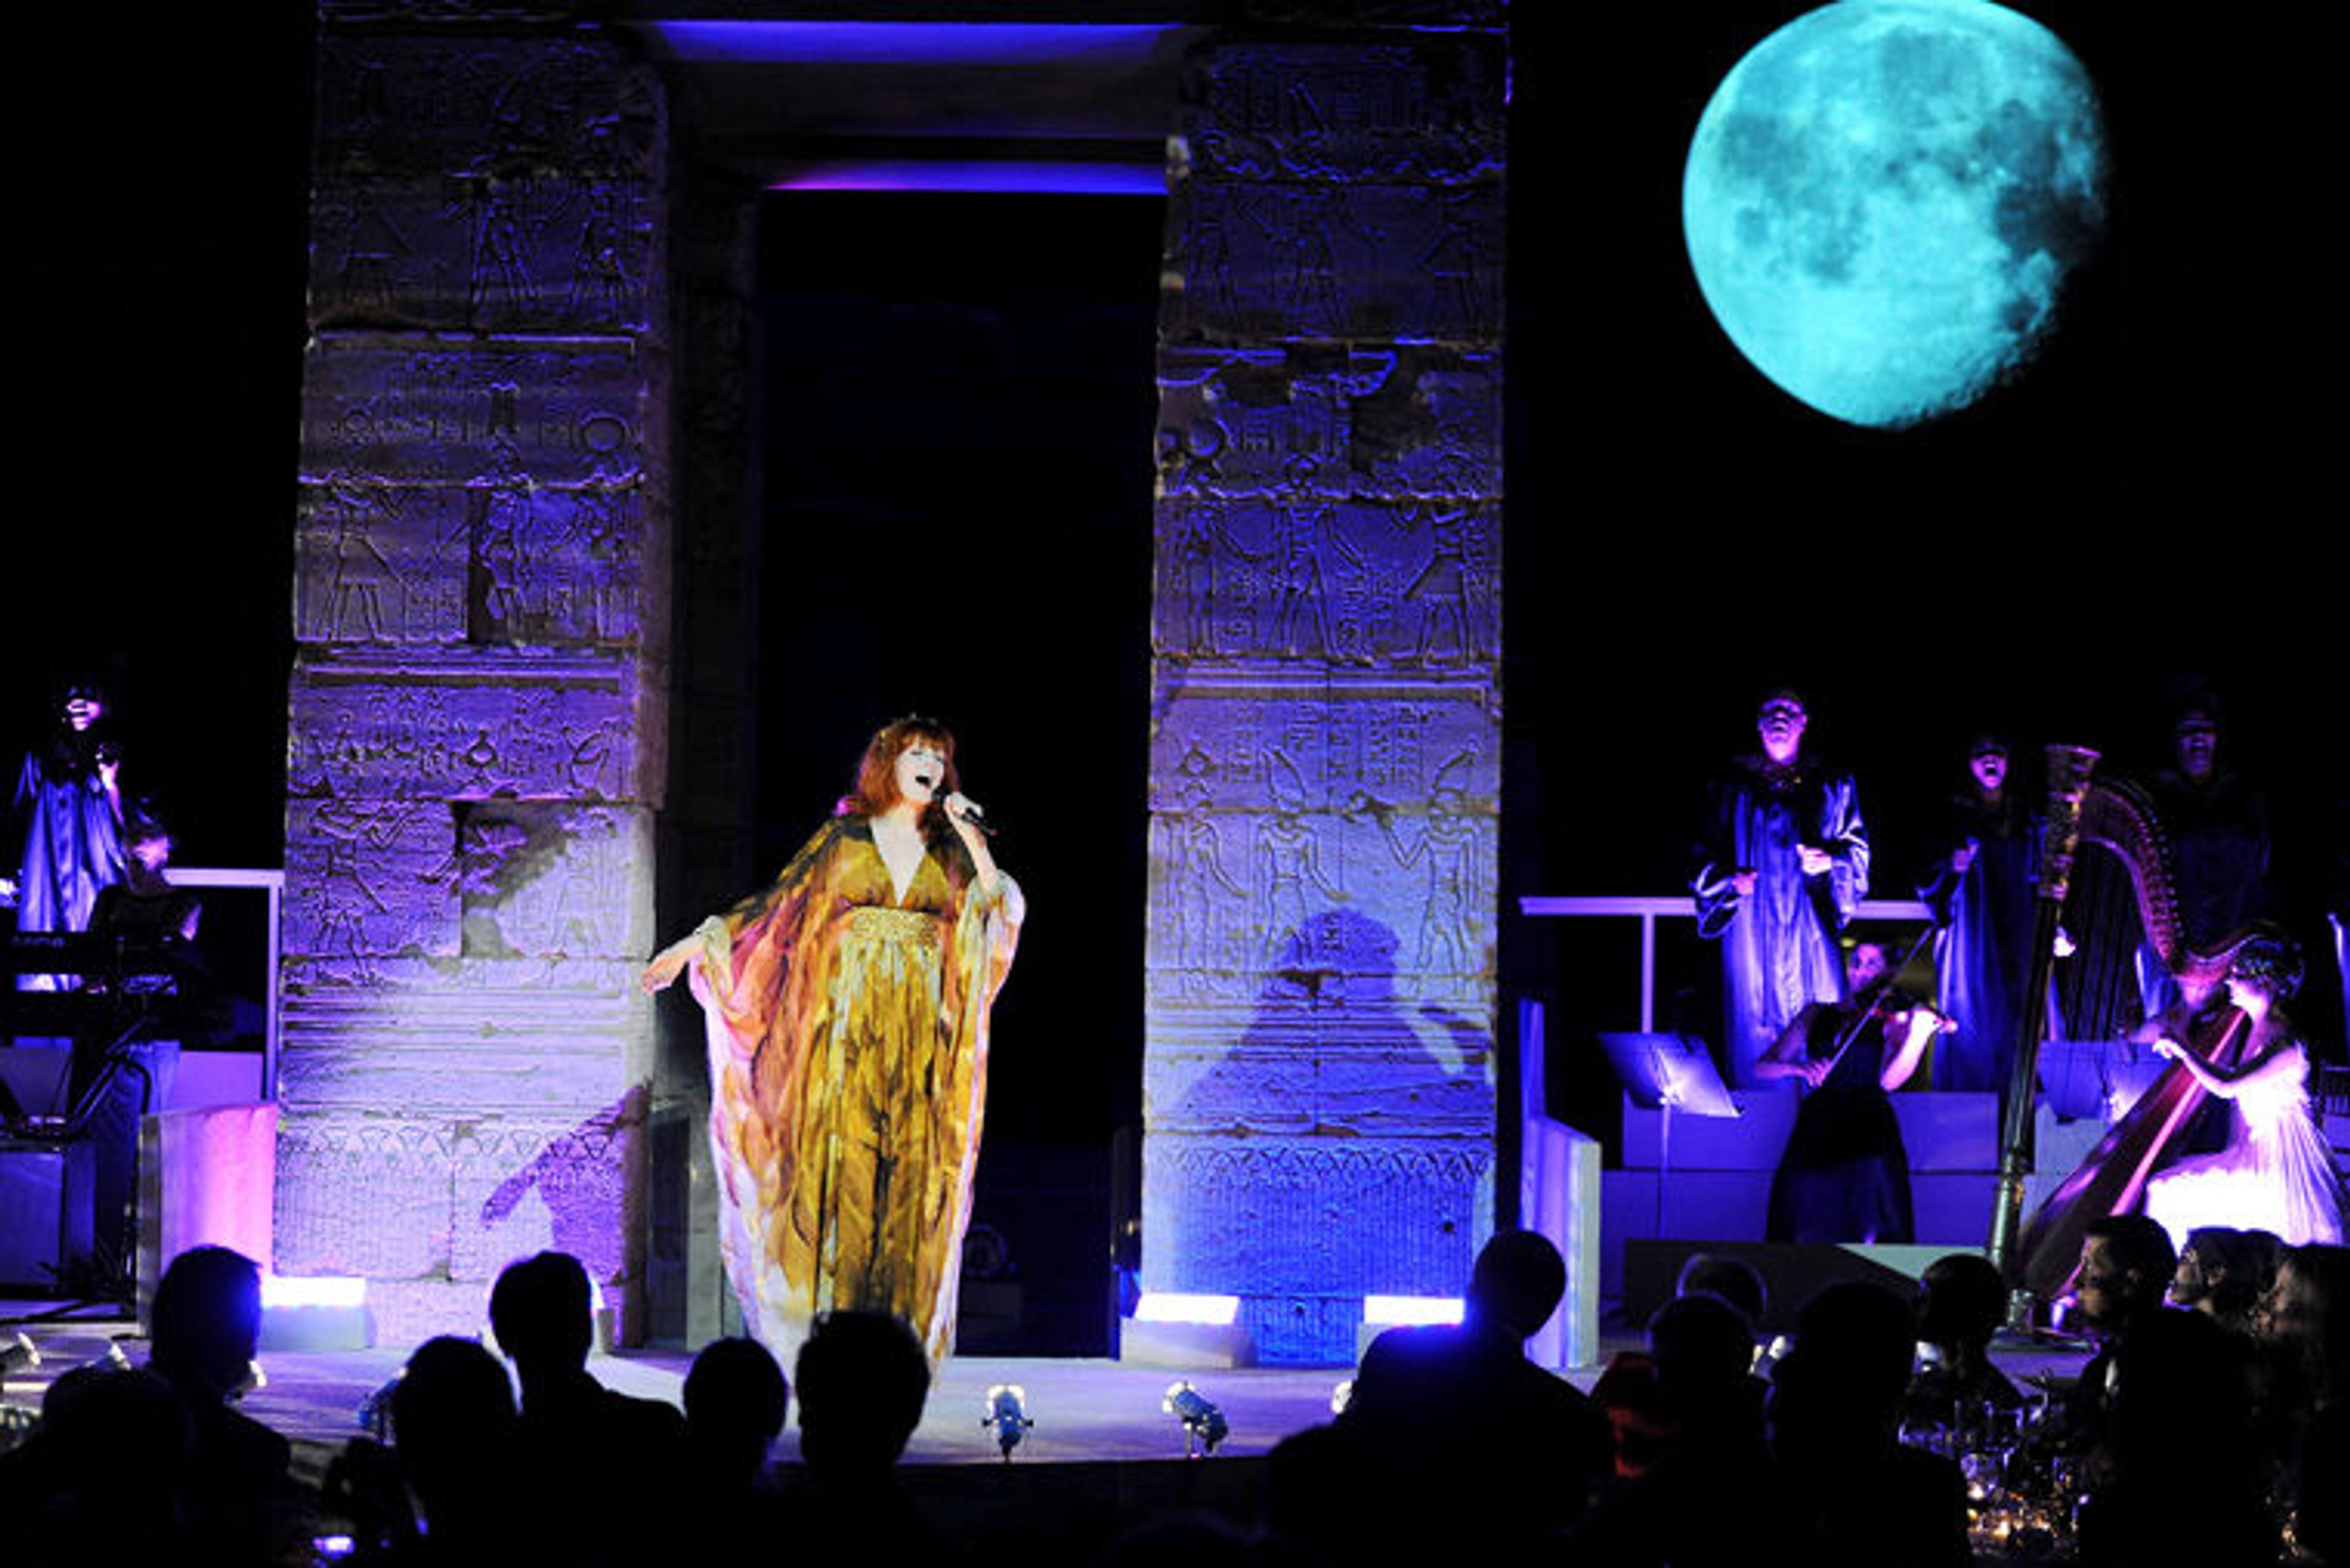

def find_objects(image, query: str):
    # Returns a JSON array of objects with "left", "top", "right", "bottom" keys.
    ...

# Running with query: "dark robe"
[
  {"left": 1693, "top": 755, "right": 1868, "bottom": 1088},
  {"left": 10, "top": 730, "right": 125, "bottom": 955},
  {"left": 1917, "top": 791, "right": 2040, "bottom": 1094},
  {"left": 2135, "top": 764, "right": 2272, "bottom": 1021}
]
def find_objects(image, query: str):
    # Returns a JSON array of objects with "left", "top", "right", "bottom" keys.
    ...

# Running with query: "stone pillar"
[
  {"left": 283, "top": 14, "right": 668, "bottom": 1345},
  {"left": 1144, "top": 13, "right": 1507, "bottom": 1364}
]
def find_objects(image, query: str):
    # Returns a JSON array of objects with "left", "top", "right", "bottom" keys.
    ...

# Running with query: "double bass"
[{"left": 1991, "top": 753, "right": 2264, "bottom": 1306}]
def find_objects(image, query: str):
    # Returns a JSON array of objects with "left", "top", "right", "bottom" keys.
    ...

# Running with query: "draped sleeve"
[
  {"left": 1819, "top": 770, "right": 1868, "bottom": 924},
  {"left": 1692, "top": 777, "right": 1745, "bottom": 941},
  {"left": 685, "top": 819, "right": 849, "bottom": 1320}
]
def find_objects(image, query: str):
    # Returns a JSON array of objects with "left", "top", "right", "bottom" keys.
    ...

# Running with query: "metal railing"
[{"left": 1515, "top": 894, "right": 1934, "bottom": 1032}]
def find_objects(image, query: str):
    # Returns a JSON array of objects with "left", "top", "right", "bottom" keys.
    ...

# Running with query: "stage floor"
[
  {"left": 0, "top": 1302, "right": 1351, "bottom": 1466},
  {"left": 1, "top": 1296, "right": 2100, "bottom": 1471}
]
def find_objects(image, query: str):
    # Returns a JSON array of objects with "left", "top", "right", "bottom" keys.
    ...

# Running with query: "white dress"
[{"left": 2144, "top": 1034, "right": 2348, "bottom": 1248}]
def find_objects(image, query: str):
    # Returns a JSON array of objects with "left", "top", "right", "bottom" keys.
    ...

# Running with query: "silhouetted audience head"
[
  {"left": 1674, "top": 1252, "right": 1767, "bottom": 1328},
  {"left": 392, "top": 1336, "right": 518, "bottom": 1532},
  {"left": 1770, "top": 1282, "right": 1914, "bottom": 1455},
  {"left": 1647, "top": 1291, "right": 1758, "bottom": 1412},
  {"left": 1915, "top": 1252, "right": 2008, "bottom": 1354},
  {"left": 1468, "top": 1228, "right": 1565, "bottom": 1340},
  {"left": 685, "top": 1335, "right": 789, "bottom": 1482},
  {"left": 488, "top": 1251, "right": 594, "bottom": 1375},
  {"left": 2075, "top": 1215, "right": 2175, "bottom": 1333},
  {"left": 794, "top": 1310, "right": 929, "bottom": 1473},
  {"left": 148, "top": 1245, "right": 262, "bottom": 1403},
  {"left": 38, "top": 1363, "right": 190, "bottom": 1497},
  {"left": 1263, "top": 1421, "right": 1376, "bottom": 1554},
  {"left": 15, "top": 1364, "right": 192, "bottom": 1566}
]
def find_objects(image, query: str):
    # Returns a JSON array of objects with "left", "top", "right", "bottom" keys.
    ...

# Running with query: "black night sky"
[{"left": 13, "top": 7, "right": 2346, "bottom": 1338}]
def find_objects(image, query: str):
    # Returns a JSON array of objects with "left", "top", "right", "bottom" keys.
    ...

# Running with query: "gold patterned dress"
[{"left": 684, "top": 816, "right": 1022, "bottom": 1363}]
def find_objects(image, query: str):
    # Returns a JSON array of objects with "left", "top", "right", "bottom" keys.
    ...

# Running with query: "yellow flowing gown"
[{"left": 685, "top": 817, "right": 1021, "bottom": 1363}]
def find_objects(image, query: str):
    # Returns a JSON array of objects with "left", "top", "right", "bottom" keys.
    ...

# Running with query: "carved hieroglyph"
[
  {"left": 280, "top": 24, "right": 668, "bottom": 1339},
  {"left": 1144, "top": 22, "right": 1504, "bottom": 1364}
]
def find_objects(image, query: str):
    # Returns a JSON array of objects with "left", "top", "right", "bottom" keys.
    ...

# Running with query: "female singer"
[
  {"left": 643, "top": 717, "right": 1023, "bottom": 1362},
  {"left": 1916, "top": 736, "right": 2040, "bottom": 1093},
  {"left": 2145, "top": 936, "right": 2346, "bottom": 1249},
  {"left": 8, "top": 682, "right": 127, "bottom": 957}
]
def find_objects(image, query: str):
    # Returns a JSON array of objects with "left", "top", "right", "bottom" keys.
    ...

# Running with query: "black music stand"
[{"left": 1600, "top": 1033, "right": 1740, "bottom": 1237}]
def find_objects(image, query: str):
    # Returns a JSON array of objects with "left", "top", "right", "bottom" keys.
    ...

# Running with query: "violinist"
[{"left": 1761, "top": 936, "right": 1945, "bottom": 1244}]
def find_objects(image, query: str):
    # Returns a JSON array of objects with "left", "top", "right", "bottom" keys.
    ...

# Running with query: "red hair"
[{"left": 848, "top": 716, "right": 959, "bottom": 827}]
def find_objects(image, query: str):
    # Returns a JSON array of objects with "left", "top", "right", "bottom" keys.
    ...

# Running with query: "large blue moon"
[{"left": 1683, "top": 0, "right": 2107, "bottom": 428}]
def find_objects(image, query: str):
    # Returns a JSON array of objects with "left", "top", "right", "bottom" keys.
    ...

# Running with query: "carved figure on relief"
[
  {"left": 1268, "top": 507, "right": 1368, "bottom": 660},
  {"left": 1400, "top": 507, "right": 1486, "bottom": 666},
  {"left": 581, "top": 487, "right": 637, "bottom": 642},
  {"left": 1160, "top": 506, "right": 1231, "bottom": 657},
  {"left": 308, "top": 476, "right": 406, "bottom": 643},
  {"left": 565, "top": 177, "right": 635, "bottom": 321},
  {"left": 1157, "top": 758, "right": 1244, "bottom": 980},
  {"left": 445, "top": 165, "right": 535, "bottom": 321},
  {"left": 1173, "top": 196, "right": 1240, "bottom": 323},
  {"left": 1253, "top": 746, "right": 1345, "bottom": 965},
  {"left": 1421, "top": 192, "right": 1494, "bottom": 341},
  {"left": 1352, "top": 752, "right": 1486, "bottom": 979},
  {"left": 472, "top": 490, "right": 534, "bottom": 640},
  {"left": 1248, "top": 190, "right": 1343, "bottom": 336},
  {"left": 300, "top": 799, "right": 406, "bottom": 959},
  {"left": 1256, "top": 812, "right": 1343, "bottom": 965}
]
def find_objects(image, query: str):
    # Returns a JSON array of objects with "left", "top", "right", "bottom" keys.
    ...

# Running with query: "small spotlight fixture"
[
  {"left": 1, "top": 1331, "right": 42, "bottom": 1377},
  {"left": 1329, "top": 1378, "right": 1355, "bottom": 1417},
  {"left": 83, "top": 1342, "right": 133, "bottom": 1374},
  {"left": 1163, "top": 1380, "right": 1228, "bottom": 1458},
  {"left": 983, "top": 1383, "right": 1032, "bottom": 1461}
]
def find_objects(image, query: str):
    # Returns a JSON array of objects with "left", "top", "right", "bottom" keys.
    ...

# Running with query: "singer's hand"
[
  {"left": 1796, "top": 845, "right": 1834, "bottom": 876},
  {"left": 944, "top": 792, "right": 987, "bottom": 838},
  {"left": 641, "top": 938, "right": 694, "bottom": 994}
]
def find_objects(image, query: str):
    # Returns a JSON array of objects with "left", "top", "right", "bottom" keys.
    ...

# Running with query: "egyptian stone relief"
[
  {"left": 1152, "top": 499, "right": 1497, "bottom": 665},
  {"left": 1155, "top": 348, "right": 1501, "bottom": 500},
  {"left": 280, "top": 23, "right": 665, "bottom": 1332},
  {"left": 1179, "top": 39, "right": 1505, "bottom": 184},
  {"left": 288, "top": 670, "right": 640, "bottom": 803},
  {"left": 309, "top": 35, "right": 662, "bottom": 332},
  {"left": 1144, "top": 21, "right": 1502, "bottom": 1361},
  {"left": 1163, "top": 184, "right": 1502, "bottom": 344},
  {"left": 276, "top": 1094, "right": 646, "bottom": 1335}
]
